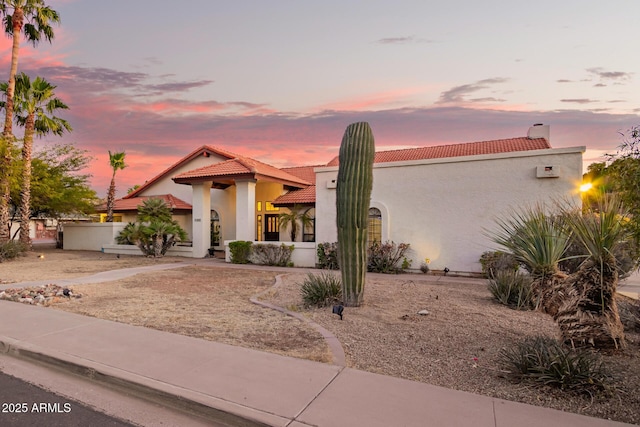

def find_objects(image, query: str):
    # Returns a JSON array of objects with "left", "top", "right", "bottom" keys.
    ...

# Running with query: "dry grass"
[
  {"left": 2, "top": 247, "right": 639, "bottom": 424},
  {"left": 0, "top": 247, "right": 182, "bottom": 283},
  {"left": 52, "top": 266, "right": 332, "bottom": 363}
]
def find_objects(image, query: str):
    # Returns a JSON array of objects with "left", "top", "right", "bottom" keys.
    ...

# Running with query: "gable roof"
[
  {"left": 97, "top": 194, "right": 192, "bottom": 213},
  {"left": 124, "top": 145, "right": 239, "bottom": 199},
  {"left": 326, "top": 137, "right": 551, "bottom": 166},
  {"left": 173, "top": 156, "right": 312, "bottom": 188}
]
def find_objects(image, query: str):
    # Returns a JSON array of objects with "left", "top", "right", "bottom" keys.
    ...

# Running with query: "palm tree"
[
  {"left": 0, "top": 73, "right": 71, "bottom": 245},
  {"left": 554, "top": 196, "right": 633, "bottom": 349},
  {"left": 106, "top": 151, "right": 126, "bottom": 222},
  {"left": 1, "top": 0, "right": 60, "bottom": 137},
  {"left": 488, "top": 204, "right": 572, "bottom": 315},
  {"left": 0, "top": 0, "right": 60, "bottom": 243},
  {"left": 279, "top": 204, "right": 313, "bottom": 242},
  {"left": 117, "top": 198, "right": 188, "bottom": 257}
]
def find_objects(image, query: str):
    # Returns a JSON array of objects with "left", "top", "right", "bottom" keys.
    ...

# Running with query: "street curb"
[{"left": 0, "top": 337, "right": 275, "bottom": 427}]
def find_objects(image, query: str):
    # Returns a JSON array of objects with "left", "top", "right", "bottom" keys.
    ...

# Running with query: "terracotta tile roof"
[
  {"left": 272, "top": 186, "right": 316, "bottom": 205},
  {"left": 173, "top": 157, "right": 312, "bottom": 188},
  {"left": 326, "top": 137, "right": 551, "bottom": 166},
  {"left": 280, "top": 165, "right": 322, "bottom": 185},
  {"left": 97, "top": 194, "right": 192, "bottom": 213},
  {"left": 125, "top": 145, "right": 239, "bottom": 199}
]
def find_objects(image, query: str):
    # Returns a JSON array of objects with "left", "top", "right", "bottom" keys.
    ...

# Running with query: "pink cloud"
[{"left": 2, "top": 54, "right": 634, "bottom": 198}]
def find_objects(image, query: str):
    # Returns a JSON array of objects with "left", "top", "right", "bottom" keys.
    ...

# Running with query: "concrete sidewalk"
[
  {"left": 618, "top": 270, "right": 640, "bottom": 300},
  {"left": 0, "top": 299, "right": 632, "bottom": 427}
]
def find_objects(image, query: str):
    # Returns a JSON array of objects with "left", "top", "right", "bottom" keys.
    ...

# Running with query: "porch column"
[
  {"left": 192, "top": 181, "right": 212, "bottom": 257},
  {"left": 235, "top": 179, "right": 256, "bottom": 241}
]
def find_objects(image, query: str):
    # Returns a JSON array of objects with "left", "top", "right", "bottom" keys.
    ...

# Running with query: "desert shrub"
[
  {"left": 229, "top": 240, "right": 252, "bottom": 264},
  {"left": 420, "top": 262, "right": 430, "bottom": 274},
  {"left": 487, "top": 270, "right": 534, "bottom": 310},
  {"left": 300, "top": 272, "right": 342, "bottom": 307},
  {"left": 251, "top": 243, "right": 294, "bottom": 266},
  {"left": 317, "top": 242, "right": 339, "bottom": 270},
  {"left": 479, "top": 251, "right": 518, "bottom": 278},
  {"left": 367, "top": 241, "right": 411, "bottom": 274},
  {"left": 499, "top": 336, "right": 612, "bottom": 395},
  {"left": 0, "top": 240, "right": 28, "bottom": 262}
]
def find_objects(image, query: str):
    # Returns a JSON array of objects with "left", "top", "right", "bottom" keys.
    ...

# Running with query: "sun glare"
[{"left": 580, "top": 182, "right": 593, "bottom": 192}]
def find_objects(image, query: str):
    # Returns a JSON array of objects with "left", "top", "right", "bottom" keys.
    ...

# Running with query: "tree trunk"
[
  {"left": 18, "top": 114, "right": 35, "bottom": 246},
  {"left": 0, "top": 137, "right": 12, "bottom": 243},
  {"left": 3, "top": 8, "right": 23, "bottom": 137},
  {"left": 554, "top": 260, "right": 625, "bottom": 349},
  {"left": 0, "top": 9, "right": 24, "bottom": 243},
  {"left": 106, "top": 175, "right": 116, "bottom": 222}
]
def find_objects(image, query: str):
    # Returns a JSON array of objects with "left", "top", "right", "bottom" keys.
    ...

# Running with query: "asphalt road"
[{"left": 0, "top": 370, "right": 136, "bottom": 427}]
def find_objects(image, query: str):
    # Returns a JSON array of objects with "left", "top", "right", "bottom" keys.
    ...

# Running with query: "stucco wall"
[
  {"left": 315, "top": 146, "right": 585, "bottom": 273},
  {"left": 63, "top": 222, "right": 127, "bottom": 251}
]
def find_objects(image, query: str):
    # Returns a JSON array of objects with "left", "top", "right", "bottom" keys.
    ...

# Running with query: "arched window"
[{"left": 368, "top": 207, "right": 382, "bottom": 243}]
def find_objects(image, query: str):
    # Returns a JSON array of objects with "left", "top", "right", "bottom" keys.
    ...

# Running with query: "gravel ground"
[{"left": 264, "top": 272, "right": 640, "bottom": 425}]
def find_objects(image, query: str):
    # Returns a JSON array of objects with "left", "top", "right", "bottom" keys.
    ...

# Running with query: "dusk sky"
[{"left": 2, "top": 0, "right": 639, "bottom": 197}]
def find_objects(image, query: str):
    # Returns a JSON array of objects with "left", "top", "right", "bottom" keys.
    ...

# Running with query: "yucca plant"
[
  {"left": 554, "top": 196, "right": 632, "bottom": 349},
  {"left": 499, "top": 336, "right": 612, "bottom": 395},
  {"left": 487, "top": 270, "right": 534, "bottom": 310},
  {"left": 487, "top": 204, "right": 571, "bottom": 314},
  {"left": 300, "top": 272, "right": 342, "bottom": 308}
]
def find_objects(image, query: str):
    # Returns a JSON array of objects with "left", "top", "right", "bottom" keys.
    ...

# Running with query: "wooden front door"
[{"left": 264, "top": 214, "right": 279, "bottom": 241}]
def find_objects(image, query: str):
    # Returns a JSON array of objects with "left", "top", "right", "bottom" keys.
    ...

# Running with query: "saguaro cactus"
[{"left": 336, "top": 122, "right": 375, "bottom": 306}]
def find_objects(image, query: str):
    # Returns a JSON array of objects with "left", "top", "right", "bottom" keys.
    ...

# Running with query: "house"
[{"left": 66, "top": 123, "right": 585, "bottom": 272}]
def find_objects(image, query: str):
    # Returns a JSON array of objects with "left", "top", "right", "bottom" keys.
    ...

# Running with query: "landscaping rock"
[
  {"left": 0, "top": 284, "right": 82, "bottom": 306},
  {"left": 417, "top": 309, "right": 430, "bottom": 315}
]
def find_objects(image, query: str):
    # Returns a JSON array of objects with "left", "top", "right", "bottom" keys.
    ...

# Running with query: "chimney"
[{"left": 527, "top": 123, "right": 550, "bottom": 142}]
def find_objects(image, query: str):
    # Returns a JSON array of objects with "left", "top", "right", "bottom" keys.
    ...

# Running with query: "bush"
[
  {"left": 367, "top": 241, "right": 411, "bottom": 274},
  {"left": 317, "top": 242, "right": 339, "bottom": 270},
  {"left": 317, "top": 241, "right": 413, "bottom": 273},
  {"left": 229, "top": 240, "right": 253, "bottom": 264},
  {"left": 479, "top": 251, "right": 518, "bottom": 278},
  {"left": 499, "top": 336, "right": 612, "bottom": 395},
  {"left": 300, "top": 272, "right": 342, "bottom": 307},
  {"left": 487, "top": 270, "right": 534, "bottom": 310},
  {"left": 250, "top": 243, "right": 294, "bottom": 266},
  {"left": 0, "top": 240, "right": 28, "bottom": 262}
]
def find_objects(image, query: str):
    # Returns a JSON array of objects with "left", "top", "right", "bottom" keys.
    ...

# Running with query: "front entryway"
[{"left": 264, "top": 214, "right": 279, "bottom": 241}]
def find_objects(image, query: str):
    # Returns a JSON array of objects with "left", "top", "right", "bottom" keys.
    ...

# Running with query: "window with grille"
[{"left": 368, "top": 207, "right": 382, "bottom": 243}]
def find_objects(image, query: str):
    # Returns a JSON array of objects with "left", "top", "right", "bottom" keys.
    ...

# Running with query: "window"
[
  {"left": 265, "top": 202, "right": 279, "bottom": 212},
  {"left": 368, "top": 207, "right": 382, "bottom": 243},
  {"left": 303, "top": 208, "right": 316, "bottom": 242},
  {"left": 256, "top": 214, "right": 263, "bottom": 241},
  {"left": 99, "top": 213, "right": 123, "bottom": 222},
  {"left": 210, "top": 210, "right": 220, "bottom": 246}
]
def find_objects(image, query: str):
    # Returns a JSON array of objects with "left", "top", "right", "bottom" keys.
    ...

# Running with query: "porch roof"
[
  {"left": 172, "top": 157, "right": 312, "bottom": 189},
  {"left": 272, "top": 186, "right": 316, "bottom": 206},
  {"left": 98, "top": 194, "right": 192, "bottom": 213}
]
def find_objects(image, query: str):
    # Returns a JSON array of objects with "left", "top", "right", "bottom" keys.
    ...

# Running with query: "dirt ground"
[{"left": 1, "top": 247, "right": 639, "bottom": 424}]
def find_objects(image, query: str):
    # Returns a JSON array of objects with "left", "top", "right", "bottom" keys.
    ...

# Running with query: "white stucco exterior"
[
  {"left": 315, "top": 146, "right": 585, "bottom": 273},
  {"left": 71, "top": 129, "right": 586, "bottom": 272}
]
